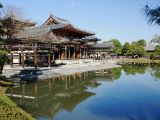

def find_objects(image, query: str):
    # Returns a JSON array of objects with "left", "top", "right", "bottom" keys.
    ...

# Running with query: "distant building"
[
  {"left": 88, "top": 42, "right": 114, "bottom": 59},
  {"left": 144, "top": 43, "right": 160, "bottom": 52}
]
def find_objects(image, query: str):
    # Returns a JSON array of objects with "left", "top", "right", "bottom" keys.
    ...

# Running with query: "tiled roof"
[
  {"left": 8, "top": 15, "right": 36, "bottom": 25},
  {"left": 144, "top": 43, "right": 159, "bottom": 51},
  {"left": 43, "top": 14, "right": 95, "bottom": 35},
  {"left": 91, "top": 42, "right": 114, "bottom": 49},
  {"left": 81, "top": 36, "right": 100, "bottom": 41},
  {"left": 15, "top": 24, "right": 67, "bottom": 38}
]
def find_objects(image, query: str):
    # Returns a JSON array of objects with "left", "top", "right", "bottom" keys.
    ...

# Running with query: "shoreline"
[
  {"left": 115, "top": 58, "right": 160, "bottom": 64},
  {"left": 2, "top": 59, "right": 120, "bottom": 80}
]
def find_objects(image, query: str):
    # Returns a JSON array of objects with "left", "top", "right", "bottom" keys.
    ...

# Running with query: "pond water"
[{"left": 7, "top": 64, "right": 160, "bottom": 120}]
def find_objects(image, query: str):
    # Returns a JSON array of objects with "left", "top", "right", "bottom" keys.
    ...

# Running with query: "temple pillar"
[
  {"left": 34, "top": 43, "right": 38, "bottom": 69},
  {"left": 80, "top": 46, "right": 82, "bottom": 59},
  {"left": 48, "top": 52, "right": 51, "bottom": 67},
  {"left": 65, "top": 46, "right": 67, "bottom": 59},
  {"left": 68, "top": 45, "right": 71, "bottom": 59},
  {"left": 52, "top": 52, "right": 55, "bottom": 61},
  {"left": 59, "top": 47, "right": 61, "bottom": 59},
  {"left": 19, "top": 53, "right": 21, "bottom": 65},
  {"left": 74, "top": 46, "right": 76, "bottom": 59},
  {"left": 84, "top": 48, "right": 86, "bottom": 58},
  {"left": 86, "top": 48, "right": 88, "bottom": 58}
]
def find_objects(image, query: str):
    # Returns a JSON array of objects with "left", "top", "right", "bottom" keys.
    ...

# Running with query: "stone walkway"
[{"left": 2, "top": 59, "right": 120, "bottom": 80}]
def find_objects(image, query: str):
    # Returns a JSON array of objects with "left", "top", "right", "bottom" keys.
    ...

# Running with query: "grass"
[
  {"left": 116, "top": 58, "right": 160, "bottom": 63},
  {"left": 0, "top": 76, "right": 36, "bottom": 120}
]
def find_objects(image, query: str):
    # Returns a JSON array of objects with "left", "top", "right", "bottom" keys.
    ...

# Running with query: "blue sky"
[{"left": 2, "top": 0, "right": 159, "bottom": 44}]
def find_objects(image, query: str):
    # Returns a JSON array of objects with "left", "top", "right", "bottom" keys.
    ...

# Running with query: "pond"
[{"left": 6, "top": 64, "right": 160, "bottom": 120}]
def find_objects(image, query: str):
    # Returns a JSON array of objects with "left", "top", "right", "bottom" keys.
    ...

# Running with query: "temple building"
[{"left": 7, "top": 14, "right": 100, "bottom": 67}]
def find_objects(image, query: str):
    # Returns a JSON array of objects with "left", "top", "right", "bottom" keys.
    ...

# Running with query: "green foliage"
[
  {"left": 109, "top": 39, "right": 122, "bottom": 55},
  {"left": 150, "top": 65, "right": 160, "bottom": 80},
  {"left": 122, "top": 64, "right": 147, "bottom": 75},
  {"left": 109, "top": 67, "right": 122, "bottom": 80},
  {"left": 0, "top": 47, "right": 8, "bottom": 75},
  {"left": 151, "top": 34, "right": 160, "bottom": 44},
  {"left": 110, "top": 39, "right": 122, "bottom": 47},
  {"left": 144, "top": 4, "right": 160, "bottom": 25},
  {"left": 131, "top": 45, "right": 146, "bottom": 56},
  {"left": 137, "top": 39, "right": 146, "bottom": 47},
  {"left": 0, "top": 50, "right": 8, "bottom": 64},
  {"left": 122, "top": 42, "right": 130, "bottom": 55},
  {"left": 155, "top": 45, "right": 160, "bottom": 55},
  {"left": 113, "top": 47, "right": 122, "bottom": 55},
  {"left": 122, "top": 40, "right": 146, "bottom": 56}
]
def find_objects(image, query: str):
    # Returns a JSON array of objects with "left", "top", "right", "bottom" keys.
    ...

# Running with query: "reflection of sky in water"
[{"left": 54, "top": 71, "right": 160, "bottom": 120}]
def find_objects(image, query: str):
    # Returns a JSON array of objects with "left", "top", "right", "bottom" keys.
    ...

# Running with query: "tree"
[
  {"left": 0, "top": 3, "right": 8, "bottom": 74},
  {"left": 151, "top": 34, "right": 160, "bottom": 44},
  {"left": 144, "top": 3, "right": 160, "bottom": 25},
  {"left": 2, "top": 5, "right": 26, "bottom": 18},
  {"left": 0, "top": 50, "right": 8, "bottom": 74},
  {"left": 127, "top": 43, "right": 146, "bottom": 57},
  {"left": 122, "top": 42, "right": 130, "bottom": 55},
  {"left": 109, "top": 39, "right": 122, "bottom": 55},
  {"left": 137, "top": 39, "right": 146, "bottom": 47},
  {"left": 110, "top": 39, "right": 122, "bottom": 48},
  {"left": 155, "top": 45, "right": 160, "bottom": 55}
]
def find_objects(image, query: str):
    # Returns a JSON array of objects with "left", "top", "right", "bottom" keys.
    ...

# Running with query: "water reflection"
[
  {"left": 122, "top": 63, "right": 147, "bottom": 75},
  {"left": 6, "top": 64, "right": 160, "bottom": 120},
  {"left": 7, "top": 70, "right": 117, "bottom": 119},
  {"left": 150, "top": 64, "right": 160, "bottom": 80}
]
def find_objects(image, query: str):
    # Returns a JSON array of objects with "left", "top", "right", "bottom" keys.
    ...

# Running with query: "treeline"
[{"left": 105, "top": 35, "right": 160, "bottom": 59}]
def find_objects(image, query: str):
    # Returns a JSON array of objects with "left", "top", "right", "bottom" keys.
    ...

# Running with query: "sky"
[{"left": 2, "top": 0, "right": 160, "bottom": 44}]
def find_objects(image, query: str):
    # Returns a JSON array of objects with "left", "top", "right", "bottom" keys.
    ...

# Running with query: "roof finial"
[{"left": 50, "top": 12, "right": 53, "bottom": 17}]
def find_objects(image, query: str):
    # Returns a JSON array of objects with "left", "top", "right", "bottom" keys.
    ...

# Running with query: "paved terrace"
[{"left": 2, "top": 59, "right": 119, "bottom": 80}]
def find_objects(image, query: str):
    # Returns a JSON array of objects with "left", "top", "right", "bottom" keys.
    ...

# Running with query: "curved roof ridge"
[
  {"left": 50, "top": 14, "right": 70, "bottom": 24},
  {"left": 7, "top": 14, "right": 36, "bottom": 25},
  {"left": 69, "top": 24, "right": 95, "bottom": 35}
]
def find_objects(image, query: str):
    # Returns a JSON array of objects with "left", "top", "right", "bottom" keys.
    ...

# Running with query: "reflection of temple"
[
  {"left": 7, "top": 69, "right": 121, "bottom": 119},
  {"left": 7, "top": 72, "right": 100, "bottom": 119}
]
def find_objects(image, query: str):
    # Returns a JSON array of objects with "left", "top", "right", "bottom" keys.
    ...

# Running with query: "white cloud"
[{"left": 70, "top": 1, "right": 79, "bottom": 6}]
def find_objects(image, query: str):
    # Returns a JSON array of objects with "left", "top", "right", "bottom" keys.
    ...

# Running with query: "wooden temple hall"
[{"left": 7, "top": 14, "right": 100, "bottom": 67}]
